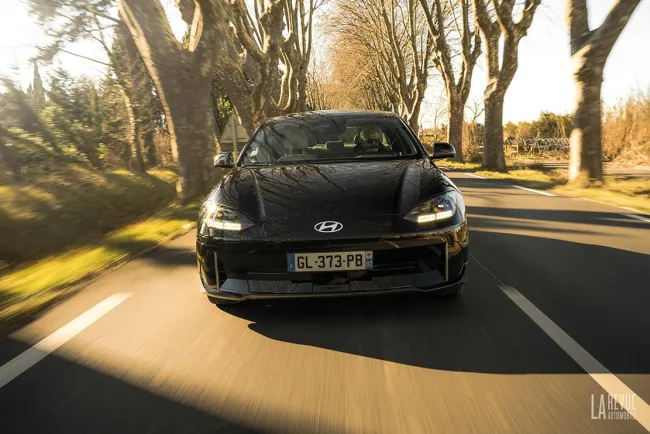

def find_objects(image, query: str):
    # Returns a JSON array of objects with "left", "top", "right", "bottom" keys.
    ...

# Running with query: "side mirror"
[
  {"left": 431, "top": 141, "right": 456, "bottom": 160},
  {"left": 214, "top": 152, "right": 234, "bottom": 168}
]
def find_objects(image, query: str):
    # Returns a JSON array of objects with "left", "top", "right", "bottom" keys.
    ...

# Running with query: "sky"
[{"left": 1, "top": 0, "right": 649, "bottom": 127}]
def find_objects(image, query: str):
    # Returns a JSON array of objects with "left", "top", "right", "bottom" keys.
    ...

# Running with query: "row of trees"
[
  {"left": 425, "top": 91, "right": 650, "bottom": 164},
  {"left": 2, "top": 0, "right": 643, "bottom": 200},
  {"left": 322, "top": 0, "right": 481, "bottom": 161},
  {"left": 4, "top": 0, "right": 326, "bottom": 201},
  {"left": 313, "top": 0, "right": 538, "bottom": 166},
  {"left": 317, "top": 0, "right": 641, "bottom": 182},
  {"left": 116, "top": 0, "right": 327, "bottom": 200}
]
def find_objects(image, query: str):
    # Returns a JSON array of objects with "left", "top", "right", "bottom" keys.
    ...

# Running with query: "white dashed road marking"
[
  {"left": 471, "top": 254, "right": 650, "bottom": 431},
  {"left": 499, "top": 284, "right": 650, "bottom": 431},
  {"left": 0, "top": 293, "right": 132, "bottom": 389},
  {"left": 464, "top": 173, "right": 487, "bottom": 179},
  {"left": 511, "top": 185, "right": 556, "bottom": 197},
  {"left": 623, "top": 214, "right": 650, "bottom": 224}
]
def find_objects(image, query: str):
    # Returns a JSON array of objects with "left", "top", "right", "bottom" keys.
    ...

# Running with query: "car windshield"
[{"left": 239, "top": 115, "right": 422, "bottom": 165}]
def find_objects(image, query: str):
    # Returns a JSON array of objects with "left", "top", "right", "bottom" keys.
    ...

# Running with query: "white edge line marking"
[
  {"left": 498, "top": 285, "right": 650, "bottom": 430},
  {"left": 511, "top": 185, "right": 556, "bottom": 197},
  {"left": 579, "top": 197, "right": 650, "bottom": 222},
  {"left": 469, "top": 254, "right": 650, "bottom": 430},
  {"left": 464, "top": 172, "right": 487, "bottom": 179},
  {"left": 623, "top": 213, "right": 650, "bottom": 224},
  {"left": 0, "top": 292, "right": 132, "bottom": 389},
  {"left": 578, "top": 197, "right": 642, "bottom": 214}
]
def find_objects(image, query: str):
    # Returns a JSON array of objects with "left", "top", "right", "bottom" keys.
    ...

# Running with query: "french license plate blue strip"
[{"left": 287, "top": 253, "right": 296, "bottom": 272}]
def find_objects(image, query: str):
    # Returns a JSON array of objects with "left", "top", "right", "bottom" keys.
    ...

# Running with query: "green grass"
[
  {"left": 0, "top": 161, "right": 203, "bottom": 326},
  {"left": 0, "top": 164, "right": 178, "bottom": 271},
  {"left": 0, "top": 202, "right": 198, "bottom": 325},
  {"left": 556, "top": 178, "right": 650, "bottom": 215},
  {"left": 440, "top": 160, "right": 650, "bottom": 215}
]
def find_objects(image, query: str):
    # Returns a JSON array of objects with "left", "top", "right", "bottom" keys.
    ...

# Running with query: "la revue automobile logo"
[{"left": 314, "top": 221, "right": 343, "bottom": 233}]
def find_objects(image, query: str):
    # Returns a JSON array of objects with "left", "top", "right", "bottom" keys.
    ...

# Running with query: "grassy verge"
[
  {"left": 440, "top": 161, "right": 650, "bottom": 215},
  {"left": 555, "top": 178, "right": 650, "bottom": 215},
  {"left": 0, "top": 164, "right": 178, "bottom": 271},
  {"left": 0, "top": 202, "right": 199, "bottom": 326}
]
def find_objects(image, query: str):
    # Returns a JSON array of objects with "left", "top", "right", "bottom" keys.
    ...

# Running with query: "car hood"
[{"left": 209, "top": 160, "right": 457, "bottom": 238}]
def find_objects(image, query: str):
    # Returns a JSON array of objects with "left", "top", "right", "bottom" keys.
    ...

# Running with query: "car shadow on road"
[
  {"left": 219, "top": 231, "right": 650, "bottom": 377},
  {"left": 220, "top": 291, "right": 585, "bottom": 375}
]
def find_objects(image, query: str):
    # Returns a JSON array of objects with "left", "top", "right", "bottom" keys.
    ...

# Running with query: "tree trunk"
[
  {"left": 447, "top": 95, "right": 464, "bottom": 162},
  {"left": 165, "top": 80, "right": 216, "bottom": 200},
  {"left": 569, "top": 67, "right": 603, "bottom": 182},
  {"left": 85, "top": 148, "right": 103, "bottom": 170},
  {"left": 132, "top": 123, "right": 146, "bottom": 172},
  {"left": 143, "top": 130, "right": 157, "bottom": 167},
  {"left": 408, "top": 115, "right": 420, "bottom": 136},
  {"left": 119, "top": 0, "right": 223, "bottom": 202},
  {"left": 565, "top": 0, "right": 641, "bottom": 184},
  {"left": 233, "top": 105, "right": 257, "bottom": 137},
  {"left": 215, "top": 63, "right": 258, "bottom": 136},
  {"left": 296, "top": 63, "right": 309, "bottom": 112},
  {"left": 0, "top": 137, "right": 22, "bottom": 181},
  {"left": 407, "top": 96, "right": 424, "bottom": 136},
  {"left": 482, "top": 90, "right": 506, "bottom": 170},
  {"left": 118, "top": 84, "right": 146, "bottom": 172}
]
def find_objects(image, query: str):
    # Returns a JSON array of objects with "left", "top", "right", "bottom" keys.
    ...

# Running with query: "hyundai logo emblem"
[{"left": 314, "top": 221, "right": 343, "bottom": 233}]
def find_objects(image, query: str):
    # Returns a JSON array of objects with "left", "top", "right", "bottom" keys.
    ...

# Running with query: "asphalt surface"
[{"left": 1, "top": 172, "right": 649, "bottom": 433}]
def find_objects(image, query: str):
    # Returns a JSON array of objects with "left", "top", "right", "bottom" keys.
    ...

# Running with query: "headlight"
[
  {"left": 403, "top": 192, "right": 458, "bottom": 223},
  {"left": 201, "top": 202, "right": 254, "bottom": 232}
]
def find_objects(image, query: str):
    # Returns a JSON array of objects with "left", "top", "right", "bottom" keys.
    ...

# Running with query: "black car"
[{"left": 196, "top": 111, "right": 468, "bottom": 305}]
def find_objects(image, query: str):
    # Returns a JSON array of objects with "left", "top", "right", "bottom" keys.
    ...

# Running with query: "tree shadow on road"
[
  {"left": 0, "top": 339, "right": 257, "bottom": 434},
  {"left": 468, "top": 206, "right": 649, "bottom": 230}
]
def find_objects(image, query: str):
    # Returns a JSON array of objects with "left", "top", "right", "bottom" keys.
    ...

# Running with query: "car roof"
[{"left": 265, "top": 110, "right": 402, "bottom": 124}]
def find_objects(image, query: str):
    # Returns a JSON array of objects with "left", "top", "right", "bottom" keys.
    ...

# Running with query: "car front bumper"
[{"left": 197, "top": 222, "right": 468, "bottom": 301}]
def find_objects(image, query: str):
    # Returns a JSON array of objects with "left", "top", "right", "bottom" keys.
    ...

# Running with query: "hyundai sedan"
[{"left": 196, "top": 111, "right": 468, "bottom": 305}]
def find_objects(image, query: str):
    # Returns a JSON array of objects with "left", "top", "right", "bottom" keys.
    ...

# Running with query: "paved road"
[{"left": 1, "top": 173, "right": 649, "bottom": 433}]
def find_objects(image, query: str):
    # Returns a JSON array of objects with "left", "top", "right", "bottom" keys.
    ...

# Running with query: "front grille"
[
  {"left": 219, "top": 242, "right": 445, "bottom": 279},
  {"left": 198, "top": 235, "right": 465, "bottom": 293},
  {"left": 214, "top": 253, "right": 227, "bottom": 289},
  {"left": 373, "top": 244, "right": 443, "bottom": 269}
]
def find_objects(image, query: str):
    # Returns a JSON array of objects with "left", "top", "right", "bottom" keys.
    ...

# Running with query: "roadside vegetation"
[
  {"left": 0, "top": 159, "right": 199, "bottom": 325},
  {"left": 0, "top": 201, "right": 198, "bottom": 325},
  {"left": 441, "top": 160, "right": 650, "bottom": 215},
  {"left": 1, "top": 165, "right": 177, "bottom": 269},
  {"left": 423, "top": 88, "right": 650, "bottom": 170}
]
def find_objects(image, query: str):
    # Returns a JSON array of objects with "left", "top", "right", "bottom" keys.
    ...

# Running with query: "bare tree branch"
[
  {"left": 590, "top": 0, "right": 641, "bottom": 59},
  {"left": 58, "top": 48, "right": 110, "bottom": 66}
]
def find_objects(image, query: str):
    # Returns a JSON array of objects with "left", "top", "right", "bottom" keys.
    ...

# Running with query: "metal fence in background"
[{"left": 505, "top": 138, "right": 570, "bottom": 156}]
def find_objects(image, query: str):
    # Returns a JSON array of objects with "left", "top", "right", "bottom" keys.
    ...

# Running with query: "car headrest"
[
  {"left": 286, "top": 133, "right": 316, "bottom": 153},
  {"left": 326, "top": 140, "right": 345, "bottom": 152}
]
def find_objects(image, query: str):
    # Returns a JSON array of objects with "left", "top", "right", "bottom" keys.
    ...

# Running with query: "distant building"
[{"left": 219, "top": 114, "right": 249, "bottom": 152}]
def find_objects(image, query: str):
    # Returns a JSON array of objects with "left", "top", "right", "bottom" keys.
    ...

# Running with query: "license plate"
[{"left": 287, "top": 251, "right": 373, "bottom": 272}]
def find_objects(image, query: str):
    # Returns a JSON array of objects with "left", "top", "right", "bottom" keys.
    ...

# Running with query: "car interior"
[{"left": 244, "top": 122, "right": 418, "bottom": 164}]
